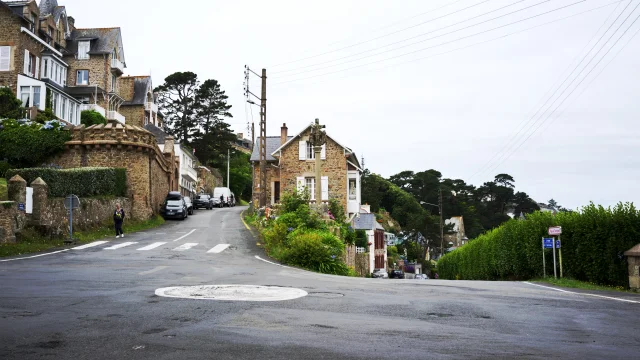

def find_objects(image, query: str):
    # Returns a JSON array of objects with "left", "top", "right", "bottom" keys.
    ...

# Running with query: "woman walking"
[{"left": 114, "top": 203, "right": 125, "bottom": 238}]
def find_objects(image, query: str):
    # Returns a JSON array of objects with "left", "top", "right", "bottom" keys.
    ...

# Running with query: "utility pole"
[
  {"left": 227, "top": 148, "right": 230, "bottom": 189},
  {"left": 244, "top": 66, "right": 267, "bottom": 207},
  {"left": 439, "top": 188, "right": 444, "bottom": 257}
]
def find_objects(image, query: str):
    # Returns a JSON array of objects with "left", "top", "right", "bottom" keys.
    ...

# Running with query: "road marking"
[
  {"left": 137, "top": 242, "right": 166, "bottom": 251},
  {"left": 255, "top": 255, "right": 292, "bottom": 269},
  {"left": 0, "top": 249, "right": 69, "bottom": 262},
  {"left": 72, "top": 241, "right": 109, "bottom": 250},
  {"left": 207, "top": 244, "right": 230, "bottom": 254},
  {"left": 172, "top": 229, "right": 196, "bottom": 242},
  {"left": 172, "top": 243, "right": 198, "bottom": 251},
  {"left": 523, "top": 282, "right": 640, "bottom": 304},
  {"left": 104, "top": 242, "right": 138, "bottom": 250},
  {"left": 154, "top": 232, "right": 167, "bottom": 235},
  {"left": 138, "top": 266, "right": 168, "bottom": 275}
]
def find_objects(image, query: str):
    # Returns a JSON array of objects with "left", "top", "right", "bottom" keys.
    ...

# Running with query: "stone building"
[
  {"left": 250, "top": 122, "right": 362, "bottom": 217},
  {"left": 118, "top": 75, "right": 161, "bottom": 128},
  {"left": 352, "top": 211, "right": 387, "bottom": 274},
  {"left": 233, "top": 132, "right": 252, "bottom": 154}
]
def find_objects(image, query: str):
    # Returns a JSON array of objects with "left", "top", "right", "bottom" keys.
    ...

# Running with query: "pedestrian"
[
  {"left": 230, "top": 194, "right": 234, "bottom": 206},
  {"left": 220, "top": 194, "right": 224, "bottom": 207},
  {"left": 114, "top": 203, "right": 125, "bottom": 238}
]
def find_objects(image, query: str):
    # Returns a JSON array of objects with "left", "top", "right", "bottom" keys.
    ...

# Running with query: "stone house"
[
  {"left": 233, "top": 132, "right": 252, "bottom": 154},
  {"left": 352, "top": 210, "right": 387, "bottom": 274},
  {"left": 0, "top": 0, "right": 82, "bottom": 124},
  {"left": 118, "top": 75, "right": 161, "bottom": 128},
  {"left": 444, "top": 216, "right": 467, "bottom": 250},
  {"left": 250, "top": 122, "right": 362, "bottom": 217}
]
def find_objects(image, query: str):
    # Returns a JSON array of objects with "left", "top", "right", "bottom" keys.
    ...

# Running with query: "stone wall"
[
  {"left": 0, "top": 202, "right": 19, "bottom": 244},
  {"left": 196, "top": 166, "right": 224, "bottom": 194},
  {"left": 65, "top": 55, "right": 109, "bottom": 94},
  {"left": 118, "top": 76, "right": 135, "bottom": 101},
  {"left": 118, "top": 105, "right": 145, "bottom": 127},
  {"left": 251, "top": 163, "right": 279, "bottom": 208},
  {"left": 355, "top": 253, "right": 369, "bottom": 277},
  {"left": 42, "top": 197, "right": 132, "bottom": 236}
]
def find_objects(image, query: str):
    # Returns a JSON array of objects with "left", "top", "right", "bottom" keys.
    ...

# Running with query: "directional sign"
[
  {"left": 64, "top": 195, "right": 80, "bottom": 210},
  {"left": 543, "top": 238, "right": 554, "bottom": 249},
  {"left": 18, "top": 203, "right": 25, "bottom": 211},
  {"left": 549, "top": 226, "right": 562, "bottom": 236},
  {"left": 556, "top": 240, "right": 561, "bottom": 249}
]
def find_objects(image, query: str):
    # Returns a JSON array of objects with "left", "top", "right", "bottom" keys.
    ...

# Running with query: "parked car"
[
  {"left": 194, "top": 194, "right": 213, "bottom": 210},
  {"left": 160, "top": 192, "right": 188, "bottom": 220},
  {"left": 372, "top": 269, "right": 388, "bottom": 278},
  {"left": 183, "top": 196, "right": 193, "bottom": 215},
  {"left": 213, "top": 187, "right": 232, "bottom": 207},
  {"left": 389, "top": 270, "right": 405, "bottom": 279},
  {"left": 415, "top": 274, "right": 429, "bottom": 280}
]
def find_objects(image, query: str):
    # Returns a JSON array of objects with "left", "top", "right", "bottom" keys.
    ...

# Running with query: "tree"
[
  {"left": 195, "top": 79, "right": 233, "bottom": 135},
  {"left": 191, "top": 121, "right": 237, "bottom": 169},
  {"left": 0, "top": 87, "right": 24, "bottom": 120},
  {"left": 227, "top": 151, "right": 252, "bottom": 201},
  {"left": 548, "top": 199, "right": 559, "bottom": 210},
  {"left": 155, "top": 72, "right": 199, "bottom": 143}
]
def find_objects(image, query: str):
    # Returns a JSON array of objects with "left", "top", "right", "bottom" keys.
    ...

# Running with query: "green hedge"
[
  {"left": 437, "top": 203, "right": 639, "bottom": 287},
  {"left": 5, "top": 167, "right": 127, "bottom": 198}
]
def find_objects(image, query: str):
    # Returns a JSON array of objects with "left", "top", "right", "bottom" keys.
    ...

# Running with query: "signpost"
[
  {"left": 64, "top": 195, "right": 80, "bottom": 244},
  {"left": 548, "top": 227, "right": 563, "bottom": 279},
  {"left": 18, "top": 203, "right": 25, "bottom": 212},
  {"left": 542, "top": 238, "right": 553, "bottom": 278},
  {"left": 556, "top": 239, "right": 563, "bottom": 278}
]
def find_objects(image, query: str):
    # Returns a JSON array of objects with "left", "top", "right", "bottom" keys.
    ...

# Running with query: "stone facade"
[
  {"left": 196, "top": 166, "right": 223, "bottom": 194},
  {"left": 117, "top": 105, "right": 145, "bottom": 127}
]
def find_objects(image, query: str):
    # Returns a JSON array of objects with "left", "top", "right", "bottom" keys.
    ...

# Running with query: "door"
[{"left": 274, "top": 181, "right": 280, "bottom": 203}]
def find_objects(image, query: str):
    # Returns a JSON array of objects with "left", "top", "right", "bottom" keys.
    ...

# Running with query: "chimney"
[
  {"left": 281, "top": 123, "right": 288, "bottom": 146},
  {"left": 237, "top": 132, "right": 244, "bottom": 140},
  {"left": 68, "top": 16, "right": 76, "bottom": 31},
  {"left": 163, "top": 136, "right": 174, "bottom": 154}
]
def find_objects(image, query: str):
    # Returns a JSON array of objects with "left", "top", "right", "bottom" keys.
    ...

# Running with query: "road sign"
[
  {"left": 543, "top": 238, "right": 554, "bottom": 249},
  {"left": 64, "top": 195, "right": 80, "bottom": 210},
  {"left": 549, "top": 226, "right": 562, "bottom": 236},
  {"left": 18, "top": 203, "right": 25, "bottom": 211},
  {"left": 556, "top": 240, "right": 561, "bottom": 249}
]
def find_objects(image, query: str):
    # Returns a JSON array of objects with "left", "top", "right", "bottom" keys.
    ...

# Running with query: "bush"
[
  {"left": 0, "top": 87, "right": 23, "bottom": 119},
  {"left": 437, "top": 203, "right": 640, "bottom": 287},
  {"left": 281, "top": 190, "right": 309, "bottom": 213},
  {"left": 280, "top": 230, "right": 348, "bottom": 275},
  {"left": 0, "top": 119, "right": 70, "bottom": 168},
  {"left": 0, "top": 161, "right": 10, "bottom": 178},
  {"left": 328, "top": 198, "right": 345, "bottom": 222},
  {"left": 81, "top": 110, "right": 107, "bottom": 127},
  {"left": 354, "top": 230, "right": 368, "bottom": 248},
  {"left": 5, "top": 167, "right": 127, "bottom": 198},
  {"left": 34, "top": 108, "right": 57, "bottom": 123}
]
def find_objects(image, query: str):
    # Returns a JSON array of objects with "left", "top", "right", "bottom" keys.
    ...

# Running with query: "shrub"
[
  {"left": 0, "top": 87, "right": 23, "bottom": 119},
  {"left": 354, "top": 230, "right": 368, "bottom": 248},
  {"left": 0, "top": 119, "right": 70, "bottom": 168},
  {"left": 34, "top": 108, "right": 57, "bottom": 123},
  {"left": 280, "top": 230, "right": 348, "bottom": 275},
  {"left": 263, "top": 221, "right": 288, "bottom": 250},
  {"left": 81, "top": 110, "right": 107, "bottom": 127},
  {"left": 5, "top": 167, "right": 127, "bottom": 198},
  {"left": 281, "top": 190, "right": 309, "bottom": 213},
  {"left": 0, "top": 161, "right": 10, "bottom": 178},
  {"left": 328, "top": 198, "right": 345, "bottom": 222}
]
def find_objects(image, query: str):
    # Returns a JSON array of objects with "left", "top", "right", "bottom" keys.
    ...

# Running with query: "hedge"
[
  {"left": 437, "top": 203, "right": 639, "bottom": 288},
  {"left": 5, "top": 167, "right": 127, "bottom": 198}
]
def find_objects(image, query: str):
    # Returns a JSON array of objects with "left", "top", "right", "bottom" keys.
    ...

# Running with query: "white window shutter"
[
  {"left": 24, "top": 49, "right": 29, "bottom": 74},
  {"left": 0, "top": 46, "right": 9, "bottom": 71},
  {"left": 35, "top": 57, "right": 39, "bottom": 79},
  {"left": 299, "top": 141, "right": 306, "bottom": 160},
  {"left": 296, "top": 177, "right": 305, "bottom": 194},
  {"left": 321, "top": 144, "right": 326, "bottom": 160},
  {"left": 321, "top": 176, "right": 329, "bottom": 201}
]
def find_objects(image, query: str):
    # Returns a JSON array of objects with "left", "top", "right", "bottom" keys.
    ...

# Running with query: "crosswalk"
[{"left": 71, "top": 240, "right": 232, "bottom": 254}]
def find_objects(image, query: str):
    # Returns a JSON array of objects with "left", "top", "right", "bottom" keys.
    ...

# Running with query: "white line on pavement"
[
  {"left": 136, "top": 242, "right": 167, "bottom": 251},
  {"left": 138, "top": 266, "right": 168, "bottom": 275},
  {"left": 207, "top": 244, "right": 230, "bottom": 254},
  {"left": 523, "top": 282, "right": 640, "bottom": 304},
  {"left": 172, "top": 243, "right": 198, "bottom": 251},
  {"left": 0, "top": 249, "right": 70, "bottom": 262},
  {"left": 72, "top": 241, "right": 109, "bottom": 250},
  {"left": 104, "top": 242, "right": 138, "bottom": 250},
  {"left": 172, "top": 229, "right": 196, "bottom": 242},
  {"left": 255, "top": 255, "right": 292, "bottom": 269}
]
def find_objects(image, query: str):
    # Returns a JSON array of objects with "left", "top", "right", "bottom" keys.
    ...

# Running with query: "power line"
[
  {"left": 268, "top": 0, "right": 483, "bottom": 69},
  {"left": 271, "top": 0, "right": 588, "bottom": 86},
  {"left": 467, "top": 0, "right": 628, "bottom": 182},
  {"left": 271, "top": 0, "right": 526, "bottom": 76}
]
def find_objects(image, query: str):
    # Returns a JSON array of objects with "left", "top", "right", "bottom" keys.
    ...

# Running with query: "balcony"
[
  {"left": 107, "top": 110, "right": 125, "bottom": 124},
  {"left": 181, "top": 165, "right": 198, "bottom": 183},
  {"left": 79, "top": 103, "right": 106, "bottom": 117},
  {"left": 145, "top": 102, "right": 158, "bottom": 113},
  {"left": 110, "top": 58, "right": 124, "bottom": 74}
]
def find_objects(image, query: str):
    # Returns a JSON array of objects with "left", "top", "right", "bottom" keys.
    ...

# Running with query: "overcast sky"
[{"left": 62, "top": 0, "right": 640, "bottom": 209}]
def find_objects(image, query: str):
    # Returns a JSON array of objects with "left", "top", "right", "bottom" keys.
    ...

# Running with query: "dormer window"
[
  {"left": 28, "top": 13, "right": 36, "bottom": 32},
  {"left": 78, "top": 41, "right": 90, "bottom": 60}
]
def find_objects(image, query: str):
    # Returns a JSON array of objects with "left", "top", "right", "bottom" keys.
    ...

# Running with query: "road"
[{"left": 0, "top": 206, "right": 638, "bottom": 359}]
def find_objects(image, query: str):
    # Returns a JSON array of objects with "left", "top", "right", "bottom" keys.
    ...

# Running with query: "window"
[
  {"left": 79, "top": 96, "right": 89, "bottom": 104},
  {"left": 375, "top": 230, "right": 384, "bottom": 250},
  {"left": 29, "top": 13, "right": 36, "bottom": 32},
  {"left": 111, "top": 74, "right": 116, "bottom": 91},
  {"left": 69, "top": 103, "right": 74, "bottom": 124},
  {"left": 33, "top": 86, "right": 40, "bottom": 107},
  {"left": 24, "top": 51, "right": 36, "bottom": 77},
  {"left": 20, "top": 86, "right": 30, "bottom": 107},
  {"left": 78, "top": 41, "right": 90, "bottom": 59},
  {"left": 77, "top": 70, "right": 88, "bottom": 85},
  {"left": 61, "top": 99, "right": 67, "bottom": 120},
  {"left": 52, "top": 92, "right": 59, "bottom": 115},
  {"left": 306, "top": 142, "right": 315, "bottom": 160},
  {"left": 349, "top": 178, "right": 357, "bottom": 200},
  {"left": 43, "top": 59, "right": 48, "bottom": 78},
  {"left": 305, "top": 177, "right": 315, "bottom": 200},
  {"left": 54, "top": 64, "right": 58, "bottom": 82},
  {"left": 274, "top": 181, "right": 280, "bottom": 203},
  {"left": 0, "top": 46, "right": 10, "bottom": 71}
]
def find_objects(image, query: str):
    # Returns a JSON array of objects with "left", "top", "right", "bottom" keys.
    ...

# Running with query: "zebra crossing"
[{"left": 71, "top": 240, "right": 232, "bottom": 254}]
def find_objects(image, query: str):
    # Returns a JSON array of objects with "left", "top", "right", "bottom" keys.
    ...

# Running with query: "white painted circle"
[{"left": 155, "top": 285, "right": 308, "bottom": 302}]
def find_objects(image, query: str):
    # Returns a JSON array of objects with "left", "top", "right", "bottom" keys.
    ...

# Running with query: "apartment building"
[{"left": 119, "top": 75, "right": 161, "bottom": 128}]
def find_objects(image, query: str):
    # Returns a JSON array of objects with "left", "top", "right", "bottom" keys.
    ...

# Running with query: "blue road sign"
[
  {"left": 18, "top": 203, "right": 25, "bottom": 211},
  {"left": 543, "top": 238, "right": 554, "bottom": 249},
  {"left": 556, "top": 240, "right": 561, "bottom": 249}
]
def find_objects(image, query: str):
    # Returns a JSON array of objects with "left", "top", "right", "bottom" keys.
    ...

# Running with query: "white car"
[
  {"left": 415, "top": 274, "right": 429, "bottom": 280},
  {"left": 372, "top": 269, "right": 388, "bottom": 278}
]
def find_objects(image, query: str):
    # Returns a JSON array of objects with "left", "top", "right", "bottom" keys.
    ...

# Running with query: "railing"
[
  {"left": 110, "top": 58, "right": 124, "bottom": 73},
  {"left": 145, "top": 102, "right": 158, "bottom": 113},
  {"left": 107, "top": 110, "right": 125, "bottom": 124},
  {"left": 79, "top": 103, "right": 106, "bottom": 117}
]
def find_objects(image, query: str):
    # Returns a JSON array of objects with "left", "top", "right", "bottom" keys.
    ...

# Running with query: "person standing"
[
  {"left": 220, "top": 194, "right": 224, "bottom": 207},
  {"left": 114, "top": 203, "right": 125, "bottom": 238}
]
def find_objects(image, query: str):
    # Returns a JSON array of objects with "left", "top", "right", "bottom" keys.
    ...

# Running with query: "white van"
[{"left": 213, "top": 187, "right": 232, "bottom": 207}]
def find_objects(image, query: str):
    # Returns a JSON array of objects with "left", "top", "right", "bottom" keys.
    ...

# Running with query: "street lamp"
[{"left": 420, "top": 199, "right": 443, "bottom": 258}]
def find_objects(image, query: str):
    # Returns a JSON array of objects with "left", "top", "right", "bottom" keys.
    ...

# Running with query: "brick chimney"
[{"left": 281, "top": 123, "right": 288, "bottom": 146}]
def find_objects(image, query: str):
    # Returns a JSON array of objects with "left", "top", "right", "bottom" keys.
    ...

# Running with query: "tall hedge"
[
  {"left": 5, "top": 167, "right": 127, "bottom": 198},
  {"left": 437, "top": 203, "right": 639, "bottom": 287}
]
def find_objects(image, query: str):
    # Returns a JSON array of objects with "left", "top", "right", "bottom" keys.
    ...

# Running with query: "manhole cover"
[
  {"left": 155, "top": 285, "right": 308, "bottom": 302},
  {"left": 307, "top": 292, "right": 344, "bottom": 298}
]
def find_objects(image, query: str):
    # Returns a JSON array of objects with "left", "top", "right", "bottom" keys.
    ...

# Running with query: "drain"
[
  {"left": 155, "top": 285, "right": 308, "bottom": 302},
  {"left": 307, "top": 292, "right": 344, "bottom": 298}
]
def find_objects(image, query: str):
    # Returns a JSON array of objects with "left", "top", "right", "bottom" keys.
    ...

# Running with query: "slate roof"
[
  {"left": 250, "top": 136, "right": 292, "bottom": 162},
  {"left": 144, "top": 124, "right": 169, "bottom": 144},
  {"left": 67, "top": 27, "right": 125, "bottom": 65},
  {"left": 352, "top": 213, "right": 384, "bottom": 231},
  {"left": 39, "top": 0, "right": 58, "bottom": 15},
  {"left": 121, "top": 76, "right": 151, "bottom": 106}
]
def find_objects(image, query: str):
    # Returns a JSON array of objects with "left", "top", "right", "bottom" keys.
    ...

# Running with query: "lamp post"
[{"left": 421, "top": 198, "right": 443, "bottom": 258}]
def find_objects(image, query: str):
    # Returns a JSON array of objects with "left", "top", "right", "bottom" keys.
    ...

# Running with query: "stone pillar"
[
  {"left": 0, "top": 204, "right": 17, "bottom": 244},
  {"left": 30, "top": 177, "right": 48, "bottom": 224},
  {"left": 624, "top": 244, "right": 640, "bottom": 290},
  {"left": 7, "top": 175, "right": 26, "bottom": 204}
]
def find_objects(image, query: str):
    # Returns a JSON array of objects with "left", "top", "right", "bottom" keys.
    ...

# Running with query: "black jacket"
[{"left": 113, "top": 209, "right": 125, "bottom": 223}]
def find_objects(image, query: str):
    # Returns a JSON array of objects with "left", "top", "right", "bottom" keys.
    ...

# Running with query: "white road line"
[
  {"left": 138, "top": 266, "right": 168, "bottom": 275},
  {"left": 172, "top": 243, "right": 198, "bottom": 251},
  {"left": 172, "top": 229, "right": 196, "bottom": 242},
  {"left": 72, "top": 241, "right": 109, "bottom": 250},
  {"left": 104, "top": 242, "right": 138, "bottom": 250},
  {"left": 523, "top": 282, "right": 640, "bottom": 304},
  {"left": 207, "top": 244, "right": 230, "bottom": 254},
  {"left": 0, "top": 249, "right": 69, "bottom": 262},
  {"left": 136, "top": 242, "right": 167, "bottom": 251},
  {"left": 255, "top": 255, "right": 292, "bottom": 269}
]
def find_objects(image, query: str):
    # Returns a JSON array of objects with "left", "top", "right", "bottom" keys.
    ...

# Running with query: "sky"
[{"left": 60, "top": 0, "right": 640, "bottom": 210}]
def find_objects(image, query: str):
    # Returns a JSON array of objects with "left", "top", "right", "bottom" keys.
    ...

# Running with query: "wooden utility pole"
[
  {"left": 439, "top": 188, "right": 444, "bottom": 257},
  {"left": 259, "top": 69, "right": 267, "bottom": 207}
]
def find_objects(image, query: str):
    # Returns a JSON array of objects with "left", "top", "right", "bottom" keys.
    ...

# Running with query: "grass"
[
  {"left": 238, "top": 199, "right": 249, "bottom": 206},
  {"left": 0, "top": 178, "right": 7, "bottom": 201},
  {"left": 0, "top": 215, "right": 165, "bottom": 258},
  {"left": 532, "top": 277, "right": 633, "bottom": 293}
]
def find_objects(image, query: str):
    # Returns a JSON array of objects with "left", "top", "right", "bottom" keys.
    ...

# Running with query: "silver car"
[
  {"left": 372, "top": 269, "right": 389, "bottom": 278},
  {"left": 415, "top": 274, "right": 429, "bottom": 280}
]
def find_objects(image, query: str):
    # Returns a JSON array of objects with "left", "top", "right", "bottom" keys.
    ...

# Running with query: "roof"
[
  {"left": 352, "top": 213, "right": 384, "bottom": 231},
  {"left": 144, "top": 124, "right": 169, "bottom": 144},
  {"left": 67, "top": 27, "right": 125, "bottom": 65},
  {"left": 250, "top": 136, "right": 292, "bottom": 162},
  {"left": 121, "top": 76, "right": 151, "bottom": 105},
  {"left": 271, "top": 122, "right": 353, "bottom": 157},
  {"left": 38, "top": 0, "right": 58, "bottom": 15}
]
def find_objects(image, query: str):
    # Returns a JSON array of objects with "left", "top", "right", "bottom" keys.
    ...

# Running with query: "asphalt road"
[{"left": 1, "top": 206, "right": 638, "bottom": 359}]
